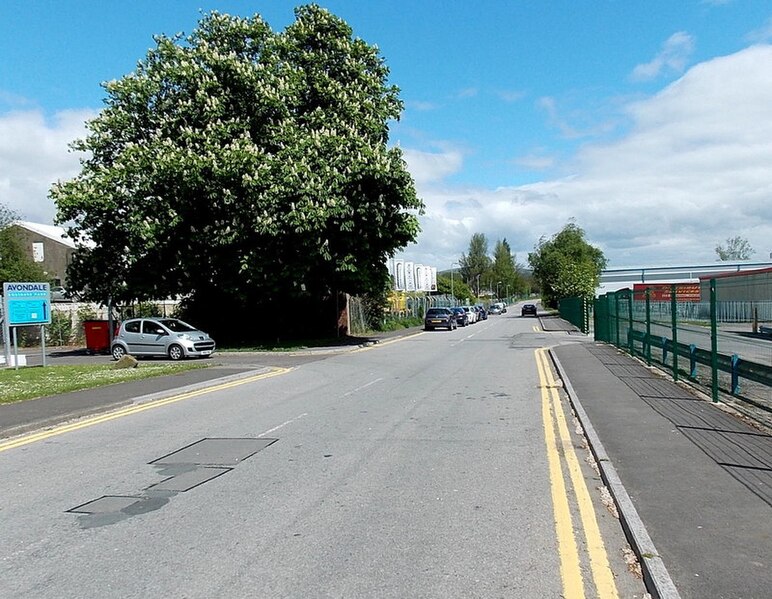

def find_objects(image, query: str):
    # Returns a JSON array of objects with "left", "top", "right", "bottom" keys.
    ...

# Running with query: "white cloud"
[
  {"left": 402, "top": 146, "right": 464, "bottom": 186},
  {"left": 457, "top": 87, "right": 478, "bottom": 99},
  {"left": 497, "top": 89, "right": 526, "bottom": 103},
  {"left": 0, "top": 108, "right": 94, "bottom": 223},
  {"left": 630, "top": 32, "right": 695, "bottom": 82},
  {"left": 513, "top": 152, "right": 555, "bottom": 170},
  {"left": 402, "top": 45, "right": 772, "bottom": 269},
  {"left": 406, "top": 100, "right": 438, "bottom": 111}
]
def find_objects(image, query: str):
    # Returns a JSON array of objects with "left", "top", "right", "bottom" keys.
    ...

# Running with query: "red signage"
[{"left": 633, "top": 283, "right": 701, "bottom": 302}]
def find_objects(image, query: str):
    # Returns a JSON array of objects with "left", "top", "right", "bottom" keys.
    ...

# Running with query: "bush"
[
  {"left": 378, "top": 315, "right": 422, "bottom": 331},
  {"left": 47, "top": 311, "right": 74, "bottom": 346}
]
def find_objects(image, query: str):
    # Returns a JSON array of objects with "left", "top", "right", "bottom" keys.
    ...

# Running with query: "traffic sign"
[{"left": 2, "top": 282, "right": 52, "bottom": 326}]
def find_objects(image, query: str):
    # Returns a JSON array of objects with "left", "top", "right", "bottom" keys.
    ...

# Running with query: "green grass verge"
[{"left": 0, "top": 362, "right": 209, "bottom": 405}]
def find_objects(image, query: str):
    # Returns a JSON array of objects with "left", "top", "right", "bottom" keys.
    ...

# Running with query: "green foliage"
[
  {"left": 134, "top": 302, "right": 162, "bottom": 317},
  {"left": 436, "top": 274, "right": 474, "bottom": 302},
  {"left": 715, "top": 236, "right": 755, "bottom": 261},
  {"left": 47, "top": 310, "right": 74, "bottom": 346},
  {"left": 459, "top": 233, "right": 491, "bottom": 295},
  {"left": 489, "top": 238, "right": 526, "bottom": 298},
  {"left": 51, "top": 6, "right": 422, "bottom": 342},
  {"left": 359, "top": 289, "right": 389, "bottom": 331},
  {"left": 528, "top": 222, "right": 607, "bottom": 307},
  {"left": 379, "top": 315, "right": 422, "bottom": 331},
  {"left": 0, "top": 204, "right": 49, "bottom": 286}
]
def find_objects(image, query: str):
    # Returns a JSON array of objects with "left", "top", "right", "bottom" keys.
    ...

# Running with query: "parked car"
[
  {"left": 488, "top": 304, "right": 502, "bottom": 315},
  {"left": 462, "top": 306, "right": 477, "bottom": 324},
  {"left": 521, "top": 303, "right": 538, "bottom": 317},
  {"left": 476, "top": 305, "right": 487, "bottom": 320},
  {"left": 111, "top": 317, "right": 216, "bottom": 360},
  {"left": 451, "top": 307, "right": 469, "bottom": 326},
  {"left": 424, "top": 307, "right": 457, "bottom": 331}
]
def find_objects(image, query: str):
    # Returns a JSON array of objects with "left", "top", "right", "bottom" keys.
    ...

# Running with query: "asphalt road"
[{"left": 1, "top": 314, "right": 648, "bottom": 598}]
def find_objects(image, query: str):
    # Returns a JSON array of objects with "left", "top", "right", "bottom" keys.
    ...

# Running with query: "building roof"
[
  {"left": 14, "top": 221, "right": 77, "bottom": 249},
  {"left": 698, "top": 266, "right": 772, "bottom": 280}
]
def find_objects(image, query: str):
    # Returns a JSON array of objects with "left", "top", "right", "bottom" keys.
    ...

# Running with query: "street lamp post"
[{"left": 496, "top": 281, "right": 501, "bottom": 299}]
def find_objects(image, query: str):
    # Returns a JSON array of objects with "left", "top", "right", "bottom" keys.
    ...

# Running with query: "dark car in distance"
[
  {"left": 424, "top": 307, "right": 457, "bottom": 331},
  {"left": 521, "top": 303, "right": 538, "bottom": 317},
  {"left": 451, "top": 307, "right": 469, "bottom": 326}
]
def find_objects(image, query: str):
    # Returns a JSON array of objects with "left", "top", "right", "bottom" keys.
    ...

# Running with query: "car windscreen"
[
  {"left": 159, "top": 319, "right": 197, "bottom": 332},
  {"left": 426, "top": 309, "right": 447, "bottom": 316}
]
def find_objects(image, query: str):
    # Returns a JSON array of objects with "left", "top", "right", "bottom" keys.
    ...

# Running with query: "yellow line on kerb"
[
  {"left": 536, "top": 348, "right": 619, "bottom": 599},
  {"left": 0, "top": 368, "right": 291, "bottom": 453}
]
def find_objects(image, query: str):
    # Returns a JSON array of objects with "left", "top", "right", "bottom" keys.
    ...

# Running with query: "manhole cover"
[
  {"left": 68, "top": 495, "right": 144, "bottom": 514},
  {"left": 150, "top": 438, "right": 277, "bottom": 466}
]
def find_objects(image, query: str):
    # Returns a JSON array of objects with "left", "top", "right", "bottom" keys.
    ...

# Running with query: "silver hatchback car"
[{"left": 111, "top": 317, "right": 216, "bottom": 361}]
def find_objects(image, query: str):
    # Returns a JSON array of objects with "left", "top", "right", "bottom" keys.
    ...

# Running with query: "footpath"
[
  {"left": 541, "top": 317, "right": 772, "bottom": 599},
  {"left": 2, "top": 320, "right": 771, "bottom": 598}
]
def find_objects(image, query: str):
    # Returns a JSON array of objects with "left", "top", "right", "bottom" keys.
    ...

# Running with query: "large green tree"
[
  {"left": 459, "top": 233, "right": 491, "bottom": 295},
  {"left": 489, "top": 238, "right": 524, "bottom": 298},
  {"left": 528, "top": 222, "right": 606, "bottom": 307},
  {"left": 51, "top": 6, "right": 422, "bottom": 341}
]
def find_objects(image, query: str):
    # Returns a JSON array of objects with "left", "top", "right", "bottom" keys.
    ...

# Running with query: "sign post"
[{"left": 2, "top": 282, "right": 52, "bottom": 369}]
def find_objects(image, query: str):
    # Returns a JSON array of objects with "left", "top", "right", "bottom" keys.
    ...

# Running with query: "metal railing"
[{"left": 593, "top": 280, "right": 771, "bottom": 412}]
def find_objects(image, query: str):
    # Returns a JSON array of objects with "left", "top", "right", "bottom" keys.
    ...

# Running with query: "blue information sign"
[{"left": 2, "top": 282, "right": 52, "bottom": 325}]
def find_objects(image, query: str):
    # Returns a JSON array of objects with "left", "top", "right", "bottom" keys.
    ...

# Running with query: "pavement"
[{"left": 2, "top": 315, "right": 771, "bottom": 598}]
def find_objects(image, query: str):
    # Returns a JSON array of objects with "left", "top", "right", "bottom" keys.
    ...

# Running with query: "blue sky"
[{"left": 2, "top": 0, "right": 771, "bottom": 270}]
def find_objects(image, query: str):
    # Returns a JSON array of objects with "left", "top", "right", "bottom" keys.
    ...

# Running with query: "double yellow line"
[
  {"left": 535, "top": 348, "right": 618, "bottom": 599},
  {"left": 0, "top": 368, "right": 290, "bottom": 453}
]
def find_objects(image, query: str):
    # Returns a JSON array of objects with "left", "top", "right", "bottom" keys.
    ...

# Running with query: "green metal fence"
[
  {"left": 594, "top": 280, "right": 771, "bottom": 412},
  {"left": 557, "top": 296, "right": 590, "bottom": 333}
]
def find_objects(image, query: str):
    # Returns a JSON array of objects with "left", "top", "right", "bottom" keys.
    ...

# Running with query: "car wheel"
[
  {"left": 168, "top": 344, "right": 184, "bottom": 361},
  {"left": 111, "top": 344, "right": 126, "bottom": 361}
]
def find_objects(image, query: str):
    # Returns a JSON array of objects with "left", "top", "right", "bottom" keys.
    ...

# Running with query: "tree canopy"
[
  {"left": 459, "top": 233, "right": 491, "bottom": 295},
  {"left": 455, "top": 234, "right": 526, "bottom": 300},
  {"left": 436, "top": 273, "right": 473, "bottom": 303},
  {"left": 715, "top": 236, "right": 755, "bottom": 261},
  {"left": 489, "top": 238, "right": 525, "bottom": 298},
  {"left": 51, "top": 5, "right": 422, "bottom": 340},
  {"left": 528, "top": 222, "right": 606, "bottom": 307}
]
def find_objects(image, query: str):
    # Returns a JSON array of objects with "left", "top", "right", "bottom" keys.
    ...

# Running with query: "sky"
[{"left": 1, "top": 0, "right": 771, "bottom": 271}]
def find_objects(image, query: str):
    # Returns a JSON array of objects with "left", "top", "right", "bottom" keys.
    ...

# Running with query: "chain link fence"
[{"left": 348, "top": 293, "right": 458, "bottom": 335}]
